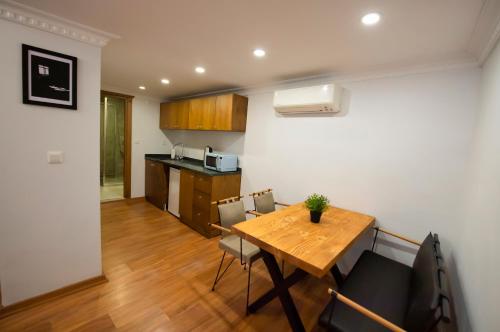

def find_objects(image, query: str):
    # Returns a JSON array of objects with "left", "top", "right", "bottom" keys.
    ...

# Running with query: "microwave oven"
[{"left": 204, "top": 152, "right": 238, "bottom": 172}]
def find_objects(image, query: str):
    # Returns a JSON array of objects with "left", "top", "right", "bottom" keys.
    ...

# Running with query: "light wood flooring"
[{"left": 0, "top": 199, "right": 333, "bottom": 331}]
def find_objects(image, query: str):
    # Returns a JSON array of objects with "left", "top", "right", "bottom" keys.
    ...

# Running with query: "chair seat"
[
  {"left": 219, "top": 235, "right": 261, "bottom": 263},
  {"left": 319, "top": 250, "right": 412, "bottom": 332}
]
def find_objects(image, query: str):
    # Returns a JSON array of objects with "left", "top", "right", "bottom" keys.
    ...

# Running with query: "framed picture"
[{"left": 22, "top": 44, "right": 77, "bottom": 110}]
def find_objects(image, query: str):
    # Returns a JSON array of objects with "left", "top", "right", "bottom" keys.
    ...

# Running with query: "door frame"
[
  {"left": 101, "top": 90, "right": 134, "bottom": 198},
  {"left": 0, "top": 281, "right": 3, "bottom": 310}
]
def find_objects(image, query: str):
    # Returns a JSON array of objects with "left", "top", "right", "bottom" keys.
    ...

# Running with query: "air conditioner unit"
[{"left": 273, "top": 83, "right": 343, "bottom": 114}]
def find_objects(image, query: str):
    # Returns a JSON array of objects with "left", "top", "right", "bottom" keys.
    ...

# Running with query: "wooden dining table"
[{"left": 232, "top": 202, "right": 375, "bottom": 332}]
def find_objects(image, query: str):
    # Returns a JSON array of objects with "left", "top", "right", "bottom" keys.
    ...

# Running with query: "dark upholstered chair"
[
  {"left": 208, "top": 195, "right": 261, "bottom": 315},
  {"left": 318, "top": 229, "right": 451, "bottom": 332},
  {"left": 248, "top": 189, "right": 290, "bottom": 216}
]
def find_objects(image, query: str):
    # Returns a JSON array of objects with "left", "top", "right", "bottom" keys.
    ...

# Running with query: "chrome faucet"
[{"left": 172, "top": 142, "right": 184, "bottom": 160}]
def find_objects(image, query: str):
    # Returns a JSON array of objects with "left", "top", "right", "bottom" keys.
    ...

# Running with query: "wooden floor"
[{"left": 0, "top": 199, "right": 332, "bottom": 331}]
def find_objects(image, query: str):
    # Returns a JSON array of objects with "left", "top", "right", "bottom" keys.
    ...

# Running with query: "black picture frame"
[{"left": 22, "top": 44, "right": 77, "bottom": 110}]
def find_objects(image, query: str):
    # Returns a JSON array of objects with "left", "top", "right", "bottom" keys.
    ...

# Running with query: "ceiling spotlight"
[
  {"left": 139, "top": 86, "right": 146, "bottom": 90},
  {"left": 195, "top": 66, "right": 206, "bottom": 74},
  {"left": 253, "top": 48, "right": 266, "bottom": 57},
  {"left": 361, "top": 12, "right": 381, "bottom": 26},
  {"left": 161, "top": 78, "right": 170, "bottom": 84}
]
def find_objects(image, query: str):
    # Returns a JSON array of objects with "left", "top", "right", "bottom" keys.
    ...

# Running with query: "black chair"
[{"left": 318, "top": 228, "right": 452, "bottom": 332}]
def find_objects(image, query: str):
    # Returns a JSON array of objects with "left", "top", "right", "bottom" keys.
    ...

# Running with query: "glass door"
[{"left": 100, "top": 95, "right": 125, "bottom": 201}]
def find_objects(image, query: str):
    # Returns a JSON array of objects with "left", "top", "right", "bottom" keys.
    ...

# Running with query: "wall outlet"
[{"left": 47, "top": 151, "right": 64, "bottom": 164}]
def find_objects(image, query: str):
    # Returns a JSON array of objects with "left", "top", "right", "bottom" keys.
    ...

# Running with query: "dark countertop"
[{"left": 145, "top": 154, "right": 241, "bottom": 176}]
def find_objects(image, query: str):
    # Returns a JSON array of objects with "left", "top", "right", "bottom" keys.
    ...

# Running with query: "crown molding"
[
  {"left": 0, "top": 0, "right": 119, "bottom": 47},
  {"left": 468, "top": 0, "right": 500, "bottom": 64},
  {"left": 168, "top": 56, "right": 479, "bottom": 100}
]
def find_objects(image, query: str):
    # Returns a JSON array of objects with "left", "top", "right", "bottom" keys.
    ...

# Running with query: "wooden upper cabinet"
[
  {"left": 160, "top": 100, "right": 189, "bottom": 129},
  {"left": 160, "top": 93, "right": 248, "bottom": 131},
  {"left": 188, "top": 96, "right": 216, "bottom": 130},
  {"left": 213, "top": 94, "right": 248, "bottom": 131}
]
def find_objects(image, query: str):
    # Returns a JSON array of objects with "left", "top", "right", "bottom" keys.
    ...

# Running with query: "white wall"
[
  {"left": 130, "top": 96, "right": 171, "bottom": 197},
  {"left": 248, "top": 68, "right": 479, "bottom": 264},
  {"left": 455, "top": 41, "right": 500, "bottom": 332},
  {"left": 0, "top": 20, "right": 102, "bottom": 305},
  {"left": 167, "top": 67, "right": 480, "bottom": 330}
]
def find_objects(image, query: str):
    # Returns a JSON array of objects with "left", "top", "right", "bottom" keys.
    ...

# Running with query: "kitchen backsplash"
[{"left": 162, "top": 130, "right": 245, "bottom": 161}]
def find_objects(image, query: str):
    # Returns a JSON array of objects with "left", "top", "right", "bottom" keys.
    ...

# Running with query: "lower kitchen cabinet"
[
  {"left": 179, "top": 169, "right": 241, "bottom": 238},
  {"left": 145, "top": 160, "right": 168, "bottom": 210},
  {"left": 179, "top": 169, "right": 194, "bottom": 222}
]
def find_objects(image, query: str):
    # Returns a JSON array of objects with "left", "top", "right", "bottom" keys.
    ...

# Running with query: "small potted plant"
[{"left": 305, "top": 194, "right": 330, "bottom": 223}]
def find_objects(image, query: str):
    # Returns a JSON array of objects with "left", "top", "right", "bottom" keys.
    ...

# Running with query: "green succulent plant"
[{"left": 305, "top": 194, "right": 330, "bottom": 212}]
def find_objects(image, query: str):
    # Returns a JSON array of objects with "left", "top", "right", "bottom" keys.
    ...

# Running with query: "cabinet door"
[
  {"left": 160, "top": 102, "right": 176, "bottom": 129},
  {"left": 188, "top": 96, "right": 216, "bottom": 130},
  {"left": 213, "top": 94, "right": 233, "bottom": 131},
  {"left": 179, "top": 169, "right": 195, "bottom": 224},
  {"left": 160, "top": 101, "right": 189, "bottom": 129},
  {"left": 213, "top": 94, "right": 248, "bottom": 131},
  {"left": 192, "top": 208, "right": 212, "bottom": 235},
  {"left": 145, "top": 160, "right": 154, "bottom": 201},
  {"left": 175, "top": 100, "right": 190, "bottom": 129},
  {"left": 145, "top": 160, "right": 168, "bottom": 210},
  {"left": 231, "top": 94, "right": 248, "bottom": 131}
]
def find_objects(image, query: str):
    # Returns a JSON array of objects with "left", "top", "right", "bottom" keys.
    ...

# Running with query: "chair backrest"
[
  {"left": 217, "top": 200, "right": 246, "bottom": 233},
  {"left": 404, "top": 233, "right": 451, "bottom": 332},
  {"left": 253, "top": 191, "right": 276, "bottom": 214}
]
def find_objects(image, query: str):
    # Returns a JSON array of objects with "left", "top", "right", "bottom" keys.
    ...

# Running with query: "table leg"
[
  {"left": 330, "top": 264, "right": 343, "bottom": 288},
  {"left": 259, "top": 250, "right": 306, "bottom": 332},
  {"left": 248, "top": 267, "right": 307, "bottom": 313}
]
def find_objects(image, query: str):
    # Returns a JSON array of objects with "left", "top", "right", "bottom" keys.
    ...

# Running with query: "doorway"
[{"left": 100, "top": 90, "right": 133, "bottom": 201}]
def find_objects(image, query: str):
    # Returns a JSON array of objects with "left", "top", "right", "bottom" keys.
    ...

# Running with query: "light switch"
[{"left": 47, "top": 151, "right": 64, "bottom": 164}]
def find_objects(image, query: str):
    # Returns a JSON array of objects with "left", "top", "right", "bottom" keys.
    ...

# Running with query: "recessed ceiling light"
[
  {"left": 253, "top": 48, "right": 266, "bottom": 57},
  {"left": 139, "top": 86, "right": 146, "bottom": 90},
  {"left": 361, "top": 12, "right": 381, "bottom": 26},
  {"left": 195, "top": 66, "right": 206, "bottom": 74},
  {"left": 161, "top": 78, "right": 170, "bottom": 84}
]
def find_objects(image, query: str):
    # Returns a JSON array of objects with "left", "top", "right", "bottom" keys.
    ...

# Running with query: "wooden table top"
[{"left": 232, "top": 203, "right": 375, "bottom": 278}]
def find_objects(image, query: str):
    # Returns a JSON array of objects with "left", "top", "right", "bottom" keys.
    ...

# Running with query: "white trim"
[
  {"left": 168, "top": 57, "right": 479, "bottom": 100},
  {"left": 467, "top": 0, "right": 500, "bottom": 64},
  {"left": 0, "top": 0, "right": 119, "bottom": 47}
]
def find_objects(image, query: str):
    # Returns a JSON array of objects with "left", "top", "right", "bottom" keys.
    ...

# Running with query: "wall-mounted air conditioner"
[{"left": 273, "top": 83, "right": 343, "bottom": 114}]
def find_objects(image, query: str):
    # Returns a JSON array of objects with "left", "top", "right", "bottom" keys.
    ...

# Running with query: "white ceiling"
[{"left": 13, "top": 0, "right": 496, "bottom": 99}]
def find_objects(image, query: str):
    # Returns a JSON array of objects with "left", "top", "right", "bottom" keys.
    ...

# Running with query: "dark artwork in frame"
[{"left": 22, "top": 44, "right": 77, "bottom": 110}]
